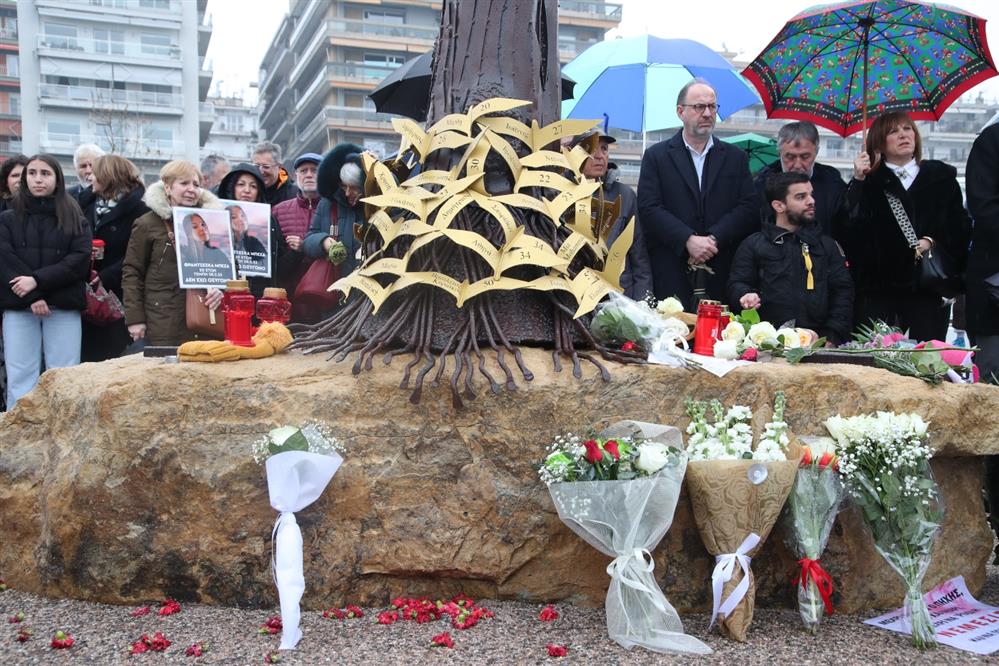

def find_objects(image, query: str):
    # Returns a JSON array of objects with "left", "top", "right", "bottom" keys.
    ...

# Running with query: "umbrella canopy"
[
  {"left": 742, "top": 0, "right": 999, "bottom": 137},
  {"left": 721, "top": 132, "right": 780, "bottom": 173},
  {"left": 561, "top": 36, "right": 761, "bottom": 133},
  {"left": 369, "top": 50, "right": 576, "bottom": 121}
]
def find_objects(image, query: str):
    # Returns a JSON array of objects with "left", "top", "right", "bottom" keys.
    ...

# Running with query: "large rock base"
[{"left": 0, "top": 350, "right": 994, "bottom": 612}]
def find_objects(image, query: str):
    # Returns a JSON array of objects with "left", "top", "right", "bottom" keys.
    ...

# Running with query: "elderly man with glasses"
[
  {"left": 637, "top": 79, "right": 757, "bottom": 310},
  {"left": 252, "top": 141, "right": 300, "bottom": 206}
]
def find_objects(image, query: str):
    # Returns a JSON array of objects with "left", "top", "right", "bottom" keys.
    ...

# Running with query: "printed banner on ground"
[{"left": 864, "top": 576, "right": 999, "bottom": 654}]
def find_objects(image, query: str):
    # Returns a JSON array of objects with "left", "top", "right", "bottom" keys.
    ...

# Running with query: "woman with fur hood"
[
  {"left": 303, "top": 143, "right": 366, "bottom": 284},
  {"left": 121, "top": 160, "right": 224, "bottom": 346}
]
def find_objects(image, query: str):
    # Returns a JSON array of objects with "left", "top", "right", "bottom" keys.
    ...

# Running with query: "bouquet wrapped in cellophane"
[
  {"left": 541, "top": 421, "right": 711, "bottom": 655},
  {"left": 826, "top": 412, "right": 943, "bottom": 649},
  {"left": 683, "top": 392, "right": 800, "bottom": 642},
  {"left": 784, "top": 436, "right": 845, "bottom": 633}
]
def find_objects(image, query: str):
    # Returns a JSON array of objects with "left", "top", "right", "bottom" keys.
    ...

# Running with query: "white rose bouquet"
[
  {"left": 826, "top": 412, "right": 942, "bottom": 649},
  {"left": 712, "top": 309, "right": 822, "bottom": 361},
  {"left": 542, "top": 421, "right": 710, "bottom": 655}
]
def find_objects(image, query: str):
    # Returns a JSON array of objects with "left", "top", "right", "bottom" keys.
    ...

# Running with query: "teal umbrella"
[{"left": 721, "top": 133, "right": 779, "bottom": 174}]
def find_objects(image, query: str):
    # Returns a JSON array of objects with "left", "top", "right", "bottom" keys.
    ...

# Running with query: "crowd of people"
[{"left": 0, "top": 76, "right": 996, "bottom": 409}]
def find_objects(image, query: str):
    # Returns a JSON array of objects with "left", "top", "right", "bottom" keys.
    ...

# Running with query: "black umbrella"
[{"left": 369, "top": 50, "right": 576, "bottom": 121}]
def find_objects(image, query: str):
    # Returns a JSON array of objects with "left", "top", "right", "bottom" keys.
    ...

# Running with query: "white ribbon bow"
[
  {"left": 606, "top": 548, "right": 668, "bottom": 615},
  {"left": 709, "top": 533, "right": 761, "bottom": 628}
]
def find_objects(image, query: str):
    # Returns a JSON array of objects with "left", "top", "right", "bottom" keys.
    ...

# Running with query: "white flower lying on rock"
[
  {"left": 656, "top": 296, "right": 684, "bottom": 318},
  {"left": 747, "top": 322, "right": 778, "bottom": 347},
  {"left": 721, "top": 321, "right": 746, "bottom": 343},
  {"left": 713, "top": 339, "right": 739, "bottom": 359}
]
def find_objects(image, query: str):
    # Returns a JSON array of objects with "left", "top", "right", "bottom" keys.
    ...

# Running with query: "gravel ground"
[{"left": 3, "top": 566, "right": 999, "bottom": 665}]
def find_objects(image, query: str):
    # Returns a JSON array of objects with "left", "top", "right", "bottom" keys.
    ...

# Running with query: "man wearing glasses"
[
  {"left": 637, "top": 79, "right": 757, "bottom": 310},
  {"left": 252, "top": 141, "right": 301, "bottom": 206}
]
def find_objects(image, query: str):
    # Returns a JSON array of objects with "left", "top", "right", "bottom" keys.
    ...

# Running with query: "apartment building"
[
  {"left": 256, "top": 0, "right": 622, "bottom": 161},
  {"left": 16, "top": 0, "right": 213, "bottom": 182},
  {"left": 0, "top": 0, "right": 19, "bottom": 156},
  {"left": 201, "top": 92, "right": 258, "bottom": 163}
]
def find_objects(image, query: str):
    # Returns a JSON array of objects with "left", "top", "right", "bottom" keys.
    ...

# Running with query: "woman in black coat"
[
  {"left": 81, "top": 155, "right": 149, "bottom": 361},
  {"left": 0, "top": 154, "right": 90, "bottom": 407},
  {"left": 845, "top": 111, "right": 971, "bottom": 342}
]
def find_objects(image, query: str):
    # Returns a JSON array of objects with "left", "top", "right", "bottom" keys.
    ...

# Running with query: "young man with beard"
[{"left": 728, "top": 171, "right": 854, "bottom": 343}]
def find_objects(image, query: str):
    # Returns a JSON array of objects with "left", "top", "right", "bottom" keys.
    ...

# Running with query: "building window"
[
  {"left": 47, "top": 120, "right": 80, "bottom": 144},
  {"left": 143, "top": 125, "right": 174, "bottom": 144},
  {"left": 140, "top": 83, "right": 173, "bottom": 106},
  {"left": 94, "top": 28, "right": 125, "bottom": 55},
  {"left": 363, "top": 9, "right": 405, "bottom": 24},
  {"left": 43, "top": 23, "right": 78, "bottom": 49},
  {"left": 140, "top": 32, "right": 173, "bottom": 56},
  {"left": 9, "top": 92, "right": 18, "bottom": 115},
  {"left": 1, "top": 54, "right": 17, "bottom": 77},
  {"left": 90, "top": 0, "right": 127, "bottom": 8},
  {"left": 139, "top": 0, "right": 172, "bottom": 9}
]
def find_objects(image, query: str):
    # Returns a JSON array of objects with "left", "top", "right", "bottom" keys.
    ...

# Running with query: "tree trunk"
[{"left": 427, "top": 0, "right": 560, "bottom": 128}]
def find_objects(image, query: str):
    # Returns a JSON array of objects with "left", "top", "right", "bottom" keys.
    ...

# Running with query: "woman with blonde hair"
[
  {"left": 122, "top": 159, "right": 223, "bottom": 346},
  {"left": 82, "top": 154, "right": 149, "bottom": 361},
  {"left": 846, "top": 111, "right": 972, "bottom": 341}
]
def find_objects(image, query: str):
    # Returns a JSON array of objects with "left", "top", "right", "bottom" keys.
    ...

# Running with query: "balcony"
[
  {"left": 198, "top": 13, "right": 211, "bottom": 57},
  {"left": 558, "top": 1, "right": 623, "bottom": 23},
  {"left": 296, "top": 106, "right": 396, "bottom": 146},
  {"left": 327, "top": 62, "right": 398, "bottom": 88},
  {"left": 40, "top": 83, "right": 183, "bottom": 111},
  {"left": 328, "top": 19, "right": 437, "bottom": 46},
  {"left": 0, "top": 138, "right": 22, "bottom": 154},
  {"left": 0, "top": 62, "right": 18, "bottom": 82},
  {"left": 199, "top": 100, "right": 214, "bottom": 145},
  {"left": 40, "top": 132, "right": 184, "bottom": 159},
  {"left": 199, "top": 57, "right": 213, "bottom": 100},
  {"left": 0, "top": 27, "right": 16, "bottom": 45},
  {"left": 83, "top": 0, "right": 178, "bottom": 11},
  {"left": 37, "top": 34, "right": 183, "bottom": 64},
  {"left": 0, "top": 99, "right": 17, "bottom": 118}
]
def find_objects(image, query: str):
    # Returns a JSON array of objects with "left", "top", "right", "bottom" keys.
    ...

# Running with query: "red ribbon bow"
[{"left": 795, "top": 557, "right": 835, "bottom": 615}]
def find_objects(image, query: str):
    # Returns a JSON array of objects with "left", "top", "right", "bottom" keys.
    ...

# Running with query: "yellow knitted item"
[
  {"left": 178, "top": 340, "right": 242, "bottom": 363},
  {"left": 236, "top": 322, "right": 294, "bottom": 360}
]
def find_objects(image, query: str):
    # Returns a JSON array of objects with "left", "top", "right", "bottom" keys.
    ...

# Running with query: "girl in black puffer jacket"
[{"left": 0, "top": 154, "right": 90, "bottom": 407}]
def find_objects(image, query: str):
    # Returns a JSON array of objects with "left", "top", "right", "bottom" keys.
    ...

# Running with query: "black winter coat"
[
  {"left": 753, "top": 160, "right": 848, "bottom": 238},
  {"left": 966, "top": 124, "right": 999, "bottom": 336},
  {"left": 92, "top": 186, "right": 149, "bottom": 299},
  {"left": 0, "top": 195, "right": 91, "bottom": 311},
  {"left": 843, "top": 160, "right": 971, "bottom": 295},
  {"left": 728, "top": 221, "right": 854, "bottom": 343}
]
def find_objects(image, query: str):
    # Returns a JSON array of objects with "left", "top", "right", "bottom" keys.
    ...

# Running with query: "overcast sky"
[{"left": 206, "top": 0, "right": 999, "bottom": 103}]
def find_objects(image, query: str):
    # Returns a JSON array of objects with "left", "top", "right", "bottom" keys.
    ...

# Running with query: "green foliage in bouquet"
[{"left": 539, "top": 433, "right": 681, "bottom": 485}]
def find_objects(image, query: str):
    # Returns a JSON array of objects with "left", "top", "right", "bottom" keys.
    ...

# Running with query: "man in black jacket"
[
  {"left": 729, "top": 172, "right": 853, "bottom": 343},
  {"left": 752, "top": 121, "right": 847, "bottom": 238},
  {"left": 252, "top": 141, "right": 300, "bottom": 205},
  {"left": 637, "top": 79, "right": 757, "bottom": 309}
]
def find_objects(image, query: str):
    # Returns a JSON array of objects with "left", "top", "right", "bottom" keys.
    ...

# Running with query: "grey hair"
[
  {"left": 73, "top": 143, "right": 105, "bottom": 166},
  {"left": 340, "top": 162, "right": 362, "bottom": 187},
  {"left": 200, "top": 154, "right": 229, "bottom": 174},
  {"left": 252, "top": 140, "right": 283, "bottom": 163},
  {"left": 777, "top": 121, "right": 820, "bottom": 148},
  {"left": 676, "top": 78, "right": 715, "bottom": 106}
]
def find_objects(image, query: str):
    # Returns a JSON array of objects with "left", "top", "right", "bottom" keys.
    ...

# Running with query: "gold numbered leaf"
[{"left": 468, "top": 97, "right": 531, "bottom": 123}]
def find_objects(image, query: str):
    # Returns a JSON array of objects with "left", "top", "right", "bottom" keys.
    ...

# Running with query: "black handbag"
[{"left": 885, "top": 190, "right": 962, "bottom": 298}]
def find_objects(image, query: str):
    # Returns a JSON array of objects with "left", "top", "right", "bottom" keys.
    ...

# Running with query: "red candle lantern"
[{"left": 222, "top": 279, "right": 256, "bottom": 347}]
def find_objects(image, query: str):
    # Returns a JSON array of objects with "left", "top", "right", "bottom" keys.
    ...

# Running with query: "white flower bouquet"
[
  {"left": 543, "top": 421, "right": 711, "bottom": 655},
  {"left": 683, "top": 392, "right": 800, "bottom": 642},
  {"left": 784, "top": 436, "right": 845, "bottom": 634},
  {"left": 253, "top": 423, "right": 344, "bottom": 650},
  {"left": 825, "top": 412, "right": 942, "bottom": 649}
]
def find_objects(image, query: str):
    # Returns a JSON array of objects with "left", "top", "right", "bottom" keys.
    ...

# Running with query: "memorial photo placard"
[
  {"left": 173, "top": 207, "right": 236, "bottom": 288},
  {"left": 221, "top": 199, "right": 272, "bottom": 277}
]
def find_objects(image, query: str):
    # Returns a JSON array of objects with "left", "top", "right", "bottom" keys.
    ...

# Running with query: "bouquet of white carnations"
[
  {"left": 683, "top": 392, "right": 800, "bottom": 642},
  {"left": 542, "top": 421, "right": 711, "bottom": 655},
  {"left": 825, "top": 412, "right": 942, "bottom": 649}
]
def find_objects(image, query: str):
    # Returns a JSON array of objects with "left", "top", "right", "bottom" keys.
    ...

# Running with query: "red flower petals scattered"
[
  {"left": 538, "top": 605, "right": 559, "bottom": 622},
  {"left": 50, "top": 630, "right": 75, "bottom": 649},
  {"left": 130, "top": 631, "right": 171, "bottom": 655},
  {"left": 264, "top": 651, "right": 282, "bottom": 663},
  {"left": 621, "top": 340, "right": 636, "bottom": 352},
  {"left": 130, "top": 606, "right": 151, "bottom": 617},
  {"left": 185, "top": 641, "right": 207, "bottom": 657},
  {"left": 258, "top": 616, "right": 283, "bottom": 635},
  {"left": 323, "top": 604, "right": 364, "bottom": 620},
  {"left": 158, "top": 599, "right": 181, "bottom": 616},
  {"left": 547, "top": 643, "right": 568, "bottom": 657},
  {"left": 740, "top": 347, "right": 758, "bottom": 361},
  {"left": 376, "top": 610, "right": 399, "bottom": 625},
  {"left": 16, "top": 628, "right": 32, "bottom": 642},
  {"left": 8, "top": 611, "right": 25, "bottom": 623},
  {"left": 431, "top": 631, "right": 455, "bottom": 648}
]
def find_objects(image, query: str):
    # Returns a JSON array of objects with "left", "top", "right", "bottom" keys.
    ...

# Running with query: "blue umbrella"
[{"left": 562, "top": 37, "right": 760, "bottom": 145}]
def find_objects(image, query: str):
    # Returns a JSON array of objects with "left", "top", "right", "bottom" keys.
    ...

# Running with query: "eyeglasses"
[
  {"left": 253, "top": 162, "right": 278, "bottom": 170},
  {"left": 680, "top": 103, "right": 719, "bottom": 114}
]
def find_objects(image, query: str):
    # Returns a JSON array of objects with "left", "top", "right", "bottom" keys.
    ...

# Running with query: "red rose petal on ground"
[
  {"left": 8, "top": 611, "right": 25, "bottom": 623},
  {"left": 547, "top": 643, "right": 568, "bottom": 657},
  {"left": 185, "top": 642, "right": 206, "bottom": 657},
  {"left": 158, "top": 599, "right": 182, "bottom": 616},
  {"left": 50, "top": 631, "right": 74, "bottom": 649},
  {"left": 431, "top": 631, "right": 455, "bottom": 648},
  {"left": 130, "top": 606, "right": 151, "bottom": 617},
  {"left": 16, "top": 628, "right": 32, "bottom": 642},
  {"left": 538, "top": 605, "right": 559, "bottom": 622},
  {"left": 376, "top": 610, "right": 399, "bottom": 625}
]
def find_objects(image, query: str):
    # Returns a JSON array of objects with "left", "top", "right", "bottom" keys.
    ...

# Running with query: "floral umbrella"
[{"left": 742, "top": 0, "right": 998, "bottom": 137}]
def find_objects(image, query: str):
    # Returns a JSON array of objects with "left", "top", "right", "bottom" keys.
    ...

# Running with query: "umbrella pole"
[
  {"left": 861, "top": 17, "right": 872, "bottom": 147},
  {"left": 643, "top": 128, "right": 647, "bottom": 153}
]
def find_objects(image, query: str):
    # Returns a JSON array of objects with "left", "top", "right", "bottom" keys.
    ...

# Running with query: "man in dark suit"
[
  {"left": 752, "top": 121, "right": 848, "bottom": 237},
  {"left": 637, "top": 79, "right": 757, "bottom": 310}
]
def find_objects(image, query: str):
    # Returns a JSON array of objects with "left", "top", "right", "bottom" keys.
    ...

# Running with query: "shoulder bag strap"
[{"left": 884, "top": 190, "right": 919, "bottom": 249}]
